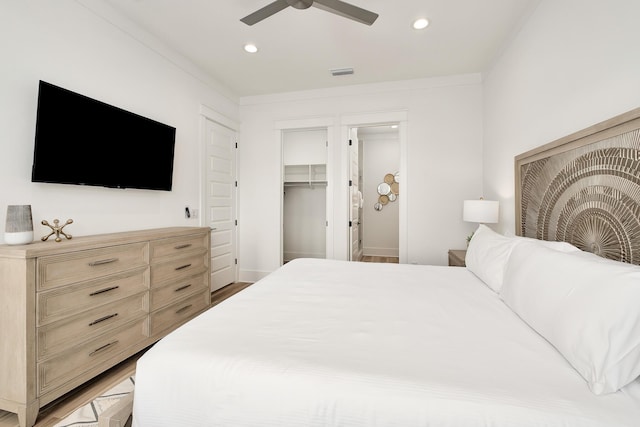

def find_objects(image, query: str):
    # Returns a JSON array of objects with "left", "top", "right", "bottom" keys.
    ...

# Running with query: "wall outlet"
[{"left": 185, "top": 206, "right": 199, "bottom": 219}]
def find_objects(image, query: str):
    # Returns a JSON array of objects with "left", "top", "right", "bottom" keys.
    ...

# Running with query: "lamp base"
[{"left": 5, "top": 231, "right": 34, "bottom": 245}]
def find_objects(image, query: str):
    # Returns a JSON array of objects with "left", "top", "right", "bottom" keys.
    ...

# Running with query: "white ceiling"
[{"left": 86, "top": 0, "right": 539, "bottom": 98}]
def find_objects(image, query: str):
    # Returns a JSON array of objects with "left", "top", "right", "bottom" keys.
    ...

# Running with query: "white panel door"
[
  {"left": 205, "top": 119, "right": 236, "bottom": 291},
  {"left": 349, "top": 129, "right": 361, "bottom": 261}
]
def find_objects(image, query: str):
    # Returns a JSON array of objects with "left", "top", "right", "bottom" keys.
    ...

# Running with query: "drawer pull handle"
[
  {"left": 89, "top": 286, "right": 120, "bottom": 296},
  {"left": 174, "top": 243, "right": 193, "bottom": 250},
  {"left": 176, "top": 304, "right": 193, "bottom": 315},
  {"left": 175, "top": 263, "right": 192, "bottom": 271},
  {"left": 89, "top": 340, "right": 119, "bottom": 356},
  {"left": 89, "top": 313, "right": 118, "bottom": 326},
  {"left": 89, "top": 258, "right": 119, "bottom": 267},
  {"left": 175, "top": 284, "right": 192, "bottom": 292}
]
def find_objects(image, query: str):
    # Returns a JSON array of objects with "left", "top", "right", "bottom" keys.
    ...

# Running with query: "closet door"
[
  {"left": 205, "top": 119, "right": 237, "bottom": 290},
  {"left": 282, "top": 129, "right": 327, "bottom": 263}
]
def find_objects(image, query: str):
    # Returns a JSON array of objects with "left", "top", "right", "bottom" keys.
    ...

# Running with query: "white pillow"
[
  {"left": 501, "top": 241, "right": 640, "bottom": 395},
  {"left": 511, "top": 235, "right": 580, "bottom": 253},
  {"left": 503, "top": 230, "right": 581, "bottom": 253},
  {"left": 465, "top": 224, "right": 516, "bottom": 292},
  {"left": 465, "top": 225, "right": 579, "bottom": 292}
]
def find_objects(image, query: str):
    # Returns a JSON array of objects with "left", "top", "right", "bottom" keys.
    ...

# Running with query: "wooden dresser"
[{"left": 0, "top": 227, "right": 211, "bottom": 427}]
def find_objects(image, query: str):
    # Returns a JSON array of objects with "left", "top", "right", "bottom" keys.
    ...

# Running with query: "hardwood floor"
[
  {"left": 211, "top": 281, "right": 252, "bottom": 306},
  {"left": 359, "top": 255, "right": 399, "bottom": 263},
  {"left": 0, "top": 282, "right": 253, "bottom": 427}
]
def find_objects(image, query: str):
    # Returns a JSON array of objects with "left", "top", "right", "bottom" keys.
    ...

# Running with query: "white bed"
[{"left": 132, "top": 256, "right": 640, "bottom": 427}]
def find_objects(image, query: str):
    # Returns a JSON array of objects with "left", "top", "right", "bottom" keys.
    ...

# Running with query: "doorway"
[
  {"left": 349, "top": 124, "right": 400, "bottom": 261},
  {"left": 282, "top": 128, "right": 328, "bottom": 263}
]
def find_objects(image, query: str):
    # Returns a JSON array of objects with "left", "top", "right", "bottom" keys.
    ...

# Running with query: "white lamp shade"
[{"left": 463, "top": 199, "right": 499, "bottom": 223}]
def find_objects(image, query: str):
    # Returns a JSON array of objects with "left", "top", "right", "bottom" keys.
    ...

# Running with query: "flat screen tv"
[{"left": 32, "top": 80, "right": 176, "bottom": 191}]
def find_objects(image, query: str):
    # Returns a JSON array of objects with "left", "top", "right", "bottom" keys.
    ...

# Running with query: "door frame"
[
  {"left": 275, "top": 117, "right": 335, "bottom": 265},
  {"left": 341, "top": 111, "right": 408, "bottom": 263},
  {"left": 348, "top": 127, "right": 362, "bottom": 261},
  {"left": 200, "top": 104, "right": 239, "bottom": 284}
]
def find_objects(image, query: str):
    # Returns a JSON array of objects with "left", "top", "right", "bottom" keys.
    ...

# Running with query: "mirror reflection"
[{"left": 377, "top": 182, "right": 391, "bottom": 195}]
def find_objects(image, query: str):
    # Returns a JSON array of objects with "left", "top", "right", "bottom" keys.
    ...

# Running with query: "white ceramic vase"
[{"left": 5, "top": 205, "right": 34, "bottom": 245}]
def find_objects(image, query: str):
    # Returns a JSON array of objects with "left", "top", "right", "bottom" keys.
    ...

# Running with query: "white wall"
[
  {"left": 283, "top": 129, "right": 327, "bottom": 165},
  {"left": 238, "top": 74, "right": 484, "bottom": 280},
  {"left": 361, "top": 132, "right": 400, "bottom": 257},
  {"left": 0, "top": 0, "right": 238, "bottom": 243},
  {"left": 283, "top": 186, "right": 326, "bottom": 261},
  {"left": 483, "top": 0, "right": 640, "bottom": 234}
]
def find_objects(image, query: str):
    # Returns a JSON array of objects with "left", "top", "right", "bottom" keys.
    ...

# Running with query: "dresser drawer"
[
  {"left": 37, "top": 267, "right": 149, "bottom": 326},
  {"left": 150, "top": 291, "right": 209, "bottom": 336},
  {"left": 150, "top": 252, "right": 208, "bottom": 288},
  {"left": 38, "top": 317, "right": 147, "bottom": 396},
  {"left": 37, "top": 292, "right": 148, "bottom": 360},
  {"left": 38, "top": 242, "right": 149, "bottom": 290},
  {"left": 150, "top": 233, "right": 208, "bottom": 261},
  {"left": 150, "top": 272, "right": 208, "bottom": 311}
]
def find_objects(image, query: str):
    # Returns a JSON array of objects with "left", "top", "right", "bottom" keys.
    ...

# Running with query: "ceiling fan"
[{"left": 241, "top": 0, "right": 378, "bottom": 26}]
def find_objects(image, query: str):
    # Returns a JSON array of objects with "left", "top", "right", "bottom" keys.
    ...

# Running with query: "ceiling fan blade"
[
  {"left": 312, "top": 0, "right": 378, "bottom": 25},
  {"left": 240, "top": 0, "right": 290, "bottom": 25}
]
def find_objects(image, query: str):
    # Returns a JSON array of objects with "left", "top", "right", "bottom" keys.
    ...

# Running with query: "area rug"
[{"left": 53, "top": 376, "right": 135, "bottom": 427}]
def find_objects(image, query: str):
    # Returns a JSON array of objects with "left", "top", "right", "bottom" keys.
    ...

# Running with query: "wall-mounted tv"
[{"left": 32, "top": 80, "right": 176, "bottom": 191}]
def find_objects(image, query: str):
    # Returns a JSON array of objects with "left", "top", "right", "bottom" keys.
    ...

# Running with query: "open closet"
[{"left": 282, "top": 128, "right": 328, "bottom": 263}]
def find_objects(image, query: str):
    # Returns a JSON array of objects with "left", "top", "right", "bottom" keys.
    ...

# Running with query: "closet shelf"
[{"left": 283, "top": 164, "right": 326, "bottom": 184}]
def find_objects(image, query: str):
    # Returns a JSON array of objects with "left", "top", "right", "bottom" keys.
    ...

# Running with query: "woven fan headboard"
[{"left": 515, "top": 108, "right": 640, "bottom": 265}]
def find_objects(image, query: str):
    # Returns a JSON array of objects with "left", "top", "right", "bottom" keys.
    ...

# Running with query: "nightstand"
[{"left": 448, "top": 249, "right": 467, "bottom": 267}]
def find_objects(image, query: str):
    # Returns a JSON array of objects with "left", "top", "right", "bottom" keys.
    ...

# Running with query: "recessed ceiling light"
[
  {"left": 244, "top": 44, "right": 258, "bottom": 53},
  {"left": 413, "top": 18, "right": 429, "bottom": 30}
]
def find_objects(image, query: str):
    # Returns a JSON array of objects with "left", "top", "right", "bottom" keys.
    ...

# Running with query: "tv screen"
[{"left": 32, "top": 80, "right": 176, "bottom": 191}]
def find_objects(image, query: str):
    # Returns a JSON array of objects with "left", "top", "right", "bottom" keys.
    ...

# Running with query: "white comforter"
[{"left": 132, "top": 258, "right": 640, "bottom": 426}]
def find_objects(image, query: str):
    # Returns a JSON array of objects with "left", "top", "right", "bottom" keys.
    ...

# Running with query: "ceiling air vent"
[{"left": 330, "top": 68, "right": 354, "bottom": 76}]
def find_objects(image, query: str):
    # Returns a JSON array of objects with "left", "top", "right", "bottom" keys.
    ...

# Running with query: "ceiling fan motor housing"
[{"left": 287, "top": 0, "right": 313, "bottom": 9}]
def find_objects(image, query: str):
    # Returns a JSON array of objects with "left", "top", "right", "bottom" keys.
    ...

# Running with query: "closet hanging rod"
[{"left": 284, "top": 181, "right": 327, "bottom": 187}]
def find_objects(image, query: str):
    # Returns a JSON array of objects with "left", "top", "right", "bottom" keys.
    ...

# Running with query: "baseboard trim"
[{"left": 238, "top": 269, "right": 269, "bottom": 283}]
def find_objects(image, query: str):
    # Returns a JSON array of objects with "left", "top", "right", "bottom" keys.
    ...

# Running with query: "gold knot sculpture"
[{"left": 41, "top": 219, "right": 73, "bottom": 242}]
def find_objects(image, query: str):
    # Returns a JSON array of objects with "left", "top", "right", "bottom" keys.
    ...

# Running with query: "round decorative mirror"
[
  {"left": 379, "top": 194, "right": 389, "bottom": 205},
  {"left": 388, "top": 193, "right": 397, "bottom": 202},
  {"left": 393, "top": 172, "right": 400, "bottom": 183},
  {"left": 384, "top": 173, "right": 395, "bottom": 184},
  {"left": 377, "top": 182, "right": 391, "bottom": 195},
  {"left": 374, "top": 202, "right": 383, "bottom": 211},
  {"left": 391, "top": 182, "right": 399, "bottom": 195}
]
